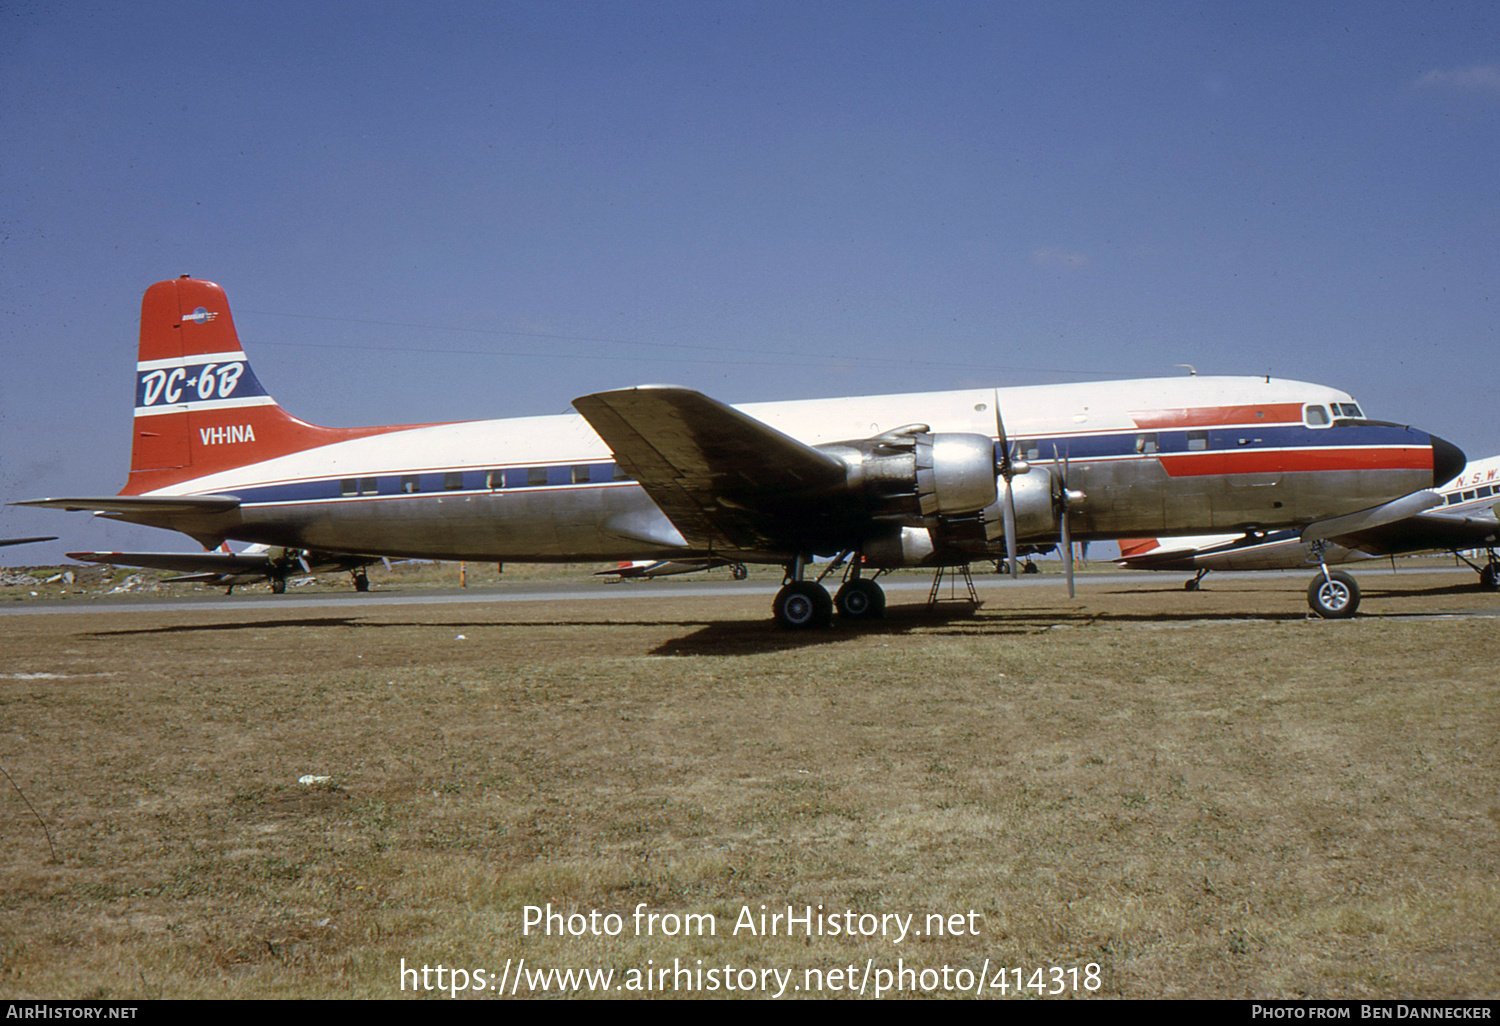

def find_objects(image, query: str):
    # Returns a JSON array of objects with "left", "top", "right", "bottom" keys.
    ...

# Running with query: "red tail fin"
[{"left": 124, "top": 277, "right": 390, "bottom": 494}]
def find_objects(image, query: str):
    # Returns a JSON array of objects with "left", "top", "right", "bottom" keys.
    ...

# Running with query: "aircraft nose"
[{"left": 1430, "top": 434, "right": 1466, "bottom": 487}]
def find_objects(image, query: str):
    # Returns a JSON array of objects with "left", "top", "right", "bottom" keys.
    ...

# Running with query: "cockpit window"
[
  {"left": 1304, "top": 405, "right": 1330, "bottom": 426},
  {"left": 1331, "top": 402, "right": 1363, "bottom": 419}
]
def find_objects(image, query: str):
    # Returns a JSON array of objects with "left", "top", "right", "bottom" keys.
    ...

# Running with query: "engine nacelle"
[
  {"left": 864, "top": 525, "right": 937, "bottom": 568},
  {"left": 820, "top": 426, "right": 998, "bottom": 520}
]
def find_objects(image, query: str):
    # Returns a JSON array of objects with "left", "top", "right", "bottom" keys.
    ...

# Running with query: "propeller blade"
[
  {"left": 1003, "top": 476, "right": 1018, "bottom": 578},
  {"left": 1053, "top": 443, "right": 1076, "bottom": 598},
  {"left": 1061, "top": 505, "right": 1074, "bottom": 598},
  {"left": 993, "top": 389, "right": 1010, "bottom": 476},
  {"left": 994, "top": 390, "right": 1024, "bottom": 578}
]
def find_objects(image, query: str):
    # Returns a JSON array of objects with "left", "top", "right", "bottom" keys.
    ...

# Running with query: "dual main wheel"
[
  {"left": 773, "top": 582, "right": 832, "bottom": 628},
  {"left": 773, "top": 579, "right": 886, "bottom": 629}
]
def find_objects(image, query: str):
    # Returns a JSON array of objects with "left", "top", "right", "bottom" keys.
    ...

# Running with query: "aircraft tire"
[
  {"left": 731, "top": 563, "right": 749, "bottom": 580},
  {"left": 1480, "top": 564, "right": 1500, "bottom": 592},
  {"left": 1307, "top": 570, "right": 1360, "bottom": 619},
  {"left": 835, "top": 579, "right": 886, "bottom": 619},
  {"left": 270, "top": 576, "right": 287, "bottom": 595},
  {"left": 774, "top": 582, "right": 832, "bottom": 629},
  {"left": 353, "top": 570, "right": 370, "bottom": 592}
]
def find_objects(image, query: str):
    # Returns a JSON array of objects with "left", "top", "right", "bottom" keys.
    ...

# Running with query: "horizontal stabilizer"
[
  {"left": 0, "top": 536, "right": 57, "bottom": 548},
  {"left": 15, "top": 495, "right": 241, "bottom": 515}
]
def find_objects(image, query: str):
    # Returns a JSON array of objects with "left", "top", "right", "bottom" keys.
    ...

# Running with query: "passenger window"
[
  {"left": 486, "top": 470, "right": 506, "bottom": 489},
  {"left": 572, "top": 465, "right": 592, "bottom": 484},
  {"left": 1187, "top": 431, "right": 1208, "bottom": 452},
  {"left": 1480, "top": 486, "right": 1495, "bottom": 498},
  {"left": 612, "top": 464, "right": 633, "bottom": 482},
  {"left": 340, "top": 479, "right": 358, "bottom": 497},
  {"left": 1304, "top": 405, "right": 1330, "bottom": 426},
  {"left": 1463, "top": 491, "right": 1477, "bottom": 501},
  {"left": 527, "top": 467, "right": 548, "bottom": 487},
  {"left": 400, "top": 475, "right": 420, "bottom": 494},
  {"left": 443, "top": 472, "right": 463, "bottom": 491},
  {"left": 359, "top": 477, "right": 378, "bottom": 496},
  {"left": 1135, "top": 433, "right": 1158, "bottom": 455}
]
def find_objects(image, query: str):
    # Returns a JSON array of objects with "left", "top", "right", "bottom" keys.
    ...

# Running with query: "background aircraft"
[
  {"left": 65, "top": 542, "right": 382, "bottom": 594},
  {"left": 1117, "top": 455, "right": 1500, "bottom": 614},
  {"left": 17, "top": 278, "right": 1464, "bottom": 627},
  {"left": 0, "top": 537, "right": 57, "bottom": 548},
  {"left": 595, "top": 558, "right": 750, "bottom": 581}
]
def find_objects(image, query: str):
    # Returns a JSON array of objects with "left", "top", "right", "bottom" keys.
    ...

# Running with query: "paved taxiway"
[{"left": 2, "top": 566, "right": 1494, "bottom": 619}]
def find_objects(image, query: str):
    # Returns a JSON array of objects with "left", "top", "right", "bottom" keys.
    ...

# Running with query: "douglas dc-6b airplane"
[
  {"left": 17, "top": 277, "right": 1465, "bottom": 627},
  {"left": 1117, "top": 454, "right": 1500, "bottom": 613}
]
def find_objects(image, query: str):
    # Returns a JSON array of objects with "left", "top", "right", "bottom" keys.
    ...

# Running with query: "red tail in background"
[{"left": 125, "top": 277, "right": 398, "bottom": 494}]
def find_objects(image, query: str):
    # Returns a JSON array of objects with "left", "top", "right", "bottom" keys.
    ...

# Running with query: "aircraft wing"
[
  {"left": 0, "top": 536, "right": 56, "bottom": 547},
  {"left": 68, "top": 548, "right": 380, "bottom": 583},
  {"left": 573, "top": 386, "right": 848, "bottom": 552},
  {"left": 67, "top": 550, "right": 283, "bottom": 574}
]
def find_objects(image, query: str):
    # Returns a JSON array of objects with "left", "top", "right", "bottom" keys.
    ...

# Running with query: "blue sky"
[{"left": 3, "top": 1, "right": 1497, "bottom": 560}]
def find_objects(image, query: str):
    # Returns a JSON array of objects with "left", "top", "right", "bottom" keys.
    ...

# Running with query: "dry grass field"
[{"left": 0, "top": 567, "right": 1497, "bottom": 999}]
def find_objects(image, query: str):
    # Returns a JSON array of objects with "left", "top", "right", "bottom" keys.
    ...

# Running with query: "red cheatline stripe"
[
  {"left": 1130, "top": 403, "right": 1306, "bottom": 430},
  {"left": 1158, "top": 447, "right": 1433, "bottom": 478}
]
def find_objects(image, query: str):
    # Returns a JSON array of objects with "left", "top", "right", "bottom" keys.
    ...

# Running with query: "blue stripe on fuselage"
[{"left": 189, "top": 421, "right": 1427, "bottom": 510}]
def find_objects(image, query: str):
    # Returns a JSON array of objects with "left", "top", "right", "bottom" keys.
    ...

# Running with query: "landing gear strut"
[
  {"left": 1304, "top": 540, "right": 1360, "bottom": 618},
  {"left": 1185, "top": 568, "right": 1209, "bottom": 591}
]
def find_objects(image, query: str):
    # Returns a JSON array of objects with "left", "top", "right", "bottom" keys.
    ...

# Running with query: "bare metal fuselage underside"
[{"left": 119, "top": 458, "right": 1431, "bottom": 566}]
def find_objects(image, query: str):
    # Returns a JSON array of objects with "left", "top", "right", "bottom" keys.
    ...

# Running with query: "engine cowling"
[
  {"left": 983, "top": 469, "right": 1057, "bottom": 542},
  {"left": 864, "top": 467, "right": 1067, "bottom": 568},
  {"left": 819, "top": 425, "right": 998, "bottom": 520}
]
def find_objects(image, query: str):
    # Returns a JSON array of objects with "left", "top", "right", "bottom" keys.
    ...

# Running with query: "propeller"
[{"left": 992, "top": 392, "right": 1029, "bottom": 578}]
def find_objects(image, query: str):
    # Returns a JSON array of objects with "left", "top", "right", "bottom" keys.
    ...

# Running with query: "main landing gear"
[
  {"left": 772, "top": 553, "right": 886, "bottom": 629},
  {"left": 1454, "top": 547, "right": 1500, "bottom": 592}
]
